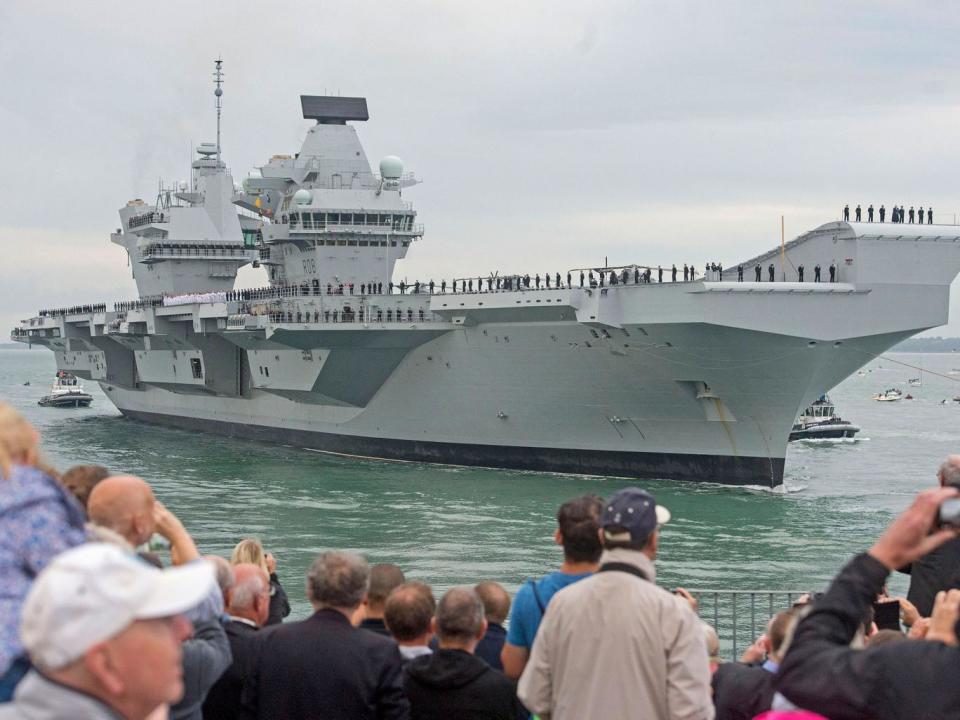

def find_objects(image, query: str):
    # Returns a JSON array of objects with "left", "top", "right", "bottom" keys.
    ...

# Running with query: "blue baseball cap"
[{"left": 601, "top": 488, "right": 671, "bottom": 544}]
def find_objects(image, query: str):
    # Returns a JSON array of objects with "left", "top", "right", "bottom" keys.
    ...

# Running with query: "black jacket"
[
  {"left": 359, "top": 617, "right": 392, "bottom": 638},
  {"left": 266, "top": 573, "right": 290, "bottom": 626},
  {"left": 202, "top": 619, "right": 259, "bottom": 720},
  {"left": 711, "top": 662, "right": 775, "bottom": 720},
  {"left": 404, "top": 648, "right": 523, "bottom": 720},
  {"left": 241, "top": 608, "right": 409, "bottom": 720},
  {"left": 900, "top": 537, "right": 960, "bottom": 616},
  {"left": 474, "top": 623, "right": 506, "bottom": 671},
  {"left": 777, "top": 553, "right": 960, "bottom": 720}
]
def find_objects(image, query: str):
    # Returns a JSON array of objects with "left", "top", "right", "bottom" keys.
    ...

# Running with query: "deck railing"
[{"left": 686, "top": 589, "right": 813, "bottom": 659}]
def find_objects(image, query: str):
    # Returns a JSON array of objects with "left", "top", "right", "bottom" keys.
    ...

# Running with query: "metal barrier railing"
[{"left": 686, "top": 590, "right": 813, "bottom": 659}]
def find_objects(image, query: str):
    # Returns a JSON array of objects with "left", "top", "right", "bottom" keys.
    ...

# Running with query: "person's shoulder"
[
  {"left": 0, "top": 465, "right": 60, "bottom": 507},
  {"left": 226, "top": 620, "right": 259, "bottom": 637},
  {"left": 355, "top": 623, "right": 400, "bottom": 656},
  {"left": 257, "top": 616, "right": 310, "bottom": 645},
  {"left": 543, "top": 572, "right": 597, "bottom": 607},
  {"left": 538, "top": 570, "right": 591, "bottom": 594},
  {"left": 510, "top": 578, "right": 539, "bottom": 612},
  {"left": 715, "top": 661, "right": 767, "bottom": 683}
]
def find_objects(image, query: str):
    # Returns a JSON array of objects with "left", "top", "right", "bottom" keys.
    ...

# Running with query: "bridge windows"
[{"left": 190, "top": 358, "right": 203, "bottom": 379}]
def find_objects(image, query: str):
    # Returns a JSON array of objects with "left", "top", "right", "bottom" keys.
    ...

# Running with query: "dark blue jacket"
[{"left": 475, "top": 623, "right": 507, "bottom": 671}]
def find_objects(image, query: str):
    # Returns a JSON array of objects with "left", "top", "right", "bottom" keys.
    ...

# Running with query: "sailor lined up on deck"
[
  {"left": 742, "top": 261, "right": 836, "bottom": 283},
  {"left": 845, "top": 203, "right": 932, "bottom": 224}
]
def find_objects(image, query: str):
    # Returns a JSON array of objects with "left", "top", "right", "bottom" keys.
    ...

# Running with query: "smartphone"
[{"left": 872, "top": 600, "right": 900, "bottom": 631}]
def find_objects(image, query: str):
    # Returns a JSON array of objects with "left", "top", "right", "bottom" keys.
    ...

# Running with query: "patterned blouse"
[{"left": 0, "top": 465, "right": 86, "bottom": 675}]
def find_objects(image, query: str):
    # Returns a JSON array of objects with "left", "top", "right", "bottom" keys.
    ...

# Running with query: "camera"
[{"left": 938, "top": 497, "right": 960, "bottom": 529}]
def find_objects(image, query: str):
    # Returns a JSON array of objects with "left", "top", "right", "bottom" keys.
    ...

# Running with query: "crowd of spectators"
[{"left": 2, "top": 402, "right": 960, "bottom": 719}]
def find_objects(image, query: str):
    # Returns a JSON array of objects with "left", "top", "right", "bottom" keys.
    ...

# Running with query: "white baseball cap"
[{"left": 21, "top": 543, "right": 215, "bottom": 670}]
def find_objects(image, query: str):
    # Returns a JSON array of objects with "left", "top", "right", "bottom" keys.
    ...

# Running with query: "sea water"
[{"left": 3, "top": 347, "right": 959, "bottom": 618}]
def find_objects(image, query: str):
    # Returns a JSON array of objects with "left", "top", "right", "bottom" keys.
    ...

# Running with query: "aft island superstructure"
[{"left": 13, "top": 65, "right": 960, "bottom": 487}]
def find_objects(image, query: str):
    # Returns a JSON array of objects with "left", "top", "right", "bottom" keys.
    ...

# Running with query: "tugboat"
[
  {"left": 872, "top": 388, "right": 904, "bottom": 402},
  {"left": 38, "top": 371, "right": 93, "bottom": 408},
  {"left": 789, "top": 395, "right": 860, "bottom": 441}
]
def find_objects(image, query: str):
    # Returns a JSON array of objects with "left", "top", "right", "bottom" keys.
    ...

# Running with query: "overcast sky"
[{"left": 2, "top": 0, "right": 960, "bottom": 335}]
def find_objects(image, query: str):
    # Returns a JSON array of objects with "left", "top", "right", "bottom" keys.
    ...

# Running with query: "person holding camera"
[
  {"left": 899, "top": 456, "right": 960, "bottom": 616},
  {"left": 776, "top": 485, "right": 960, "bottom": 719}
]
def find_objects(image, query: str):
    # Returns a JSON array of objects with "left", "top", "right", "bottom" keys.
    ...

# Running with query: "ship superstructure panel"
[{"left": 234, "top": 95, "right": 421, "bottom": 294}]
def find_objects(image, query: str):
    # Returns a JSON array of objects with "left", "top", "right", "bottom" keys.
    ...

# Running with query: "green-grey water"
[{"left": 4, "top": 347, "right": 960, "bottom": 619}]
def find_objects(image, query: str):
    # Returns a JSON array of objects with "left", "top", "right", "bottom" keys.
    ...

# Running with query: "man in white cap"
[
  {"left": 518, "top": 487, "right": 713, "bottom": 720},
  {"left": 0, "top": 543, "right": 215, "bottom": 720}
]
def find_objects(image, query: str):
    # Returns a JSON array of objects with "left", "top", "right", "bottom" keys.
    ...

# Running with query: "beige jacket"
[{"left": 517, "top": 548, "right": 714, "bottom": 720}]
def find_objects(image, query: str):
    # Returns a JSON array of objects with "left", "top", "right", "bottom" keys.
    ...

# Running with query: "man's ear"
[{"left": 84, "top": 643, "right": 124, "bottom": 695}]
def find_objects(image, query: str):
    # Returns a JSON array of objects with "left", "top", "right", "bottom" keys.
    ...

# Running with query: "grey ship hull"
[
  {"left": 15, "top": 221, "right": 960, "bottom": 488},
  {"left": 121, "top": 407, "right": 781, "bottom": 484}
]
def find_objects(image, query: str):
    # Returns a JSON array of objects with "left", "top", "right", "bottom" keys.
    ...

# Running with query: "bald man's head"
[
  {"left": 475, "top": 581, "right": 511, "bottom": 625},
  {"left": 87, "top": 476, "right": 157, "bottom": 547},
  {"left": 939, "top": 455, "right": 960, "bottom": 489}
]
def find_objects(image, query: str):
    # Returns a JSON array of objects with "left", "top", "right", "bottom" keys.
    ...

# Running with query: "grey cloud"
[{"left": 1, "top": 0, "right": 959, "bottom": 333}]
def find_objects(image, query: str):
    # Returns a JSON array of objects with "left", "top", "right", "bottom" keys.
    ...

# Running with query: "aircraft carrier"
[{"left": 13, "top": 63, "right": 960, "bottom": 487}]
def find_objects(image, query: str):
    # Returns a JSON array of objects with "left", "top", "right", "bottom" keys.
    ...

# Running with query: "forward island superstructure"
[{"left": 13, "top": 64, "right": 960, "bottom": 487}]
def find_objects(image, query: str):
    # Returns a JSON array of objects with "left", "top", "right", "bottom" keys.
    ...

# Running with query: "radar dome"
[
  {"left": 293, "top": 188, "right": 313, "bottom": 205},
  {"left": 380, "top": 155, "right": 404, "bottom": 180}
]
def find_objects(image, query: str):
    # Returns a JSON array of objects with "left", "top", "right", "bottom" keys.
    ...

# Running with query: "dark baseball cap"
[{"left": 601, "top": 488, "right": 671, "bottom": 544}]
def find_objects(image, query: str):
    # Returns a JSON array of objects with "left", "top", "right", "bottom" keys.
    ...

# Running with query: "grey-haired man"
[
  {"left": 518, "top": 488, "right": 713, "bottom": 720},
  {"left": 241, "top": 551, "right": 408, "bottom": 720}
]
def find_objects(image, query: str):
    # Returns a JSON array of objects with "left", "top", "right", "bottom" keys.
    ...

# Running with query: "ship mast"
[{"left": 213, "top": 58, "right": 224, "bottom": 166}]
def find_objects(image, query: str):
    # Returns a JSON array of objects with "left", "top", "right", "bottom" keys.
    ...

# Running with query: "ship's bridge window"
[
  {"left": 390, "top": 240, "right": 398, "bottom": 247},
  {"left": 359, "top": 240, "right": 369, "bottom": 247},
  {"left": 312, "top": 213, "right": 324, "bottom": 226},
  {"left": 402, "top": 241, "right": 410, "bottom": 247},
  {"left": 342, "top": 213, "right": 354, "bottom": 225},
  {"left": 325, "top": 240, "right": 335, "bottom": 246},
  {"left": 329, "top": 213, "right": 340, "bottom": 224},
  {"left": 337, "top": 240, "right": 347, "bottom": 246},
  {"left": 290, "top": 213, "right": 299, "bottom": 225},
  {"left": 379, "top": 240, "right": 387, "bottom": 247},
  {"left": 190, "top": 358, "right": 203, "bottom": 379},
  {"left": 348, "top": 240, "right": 358, "bottom": 246}
]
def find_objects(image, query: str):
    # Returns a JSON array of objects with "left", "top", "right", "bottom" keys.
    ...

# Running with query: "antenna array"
[{"left": 213, "top": 58, "right": 224, "bottom": 165}]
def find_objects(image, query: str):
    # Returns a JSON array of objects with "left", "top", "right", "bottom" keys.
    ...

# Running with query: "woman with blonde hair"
[
  {"left": 0, "top": 404, "right": 85, "bottom": 700},
  {"left": 0, "top": 404, "right": 42, "bottom": 479},
  {"left": 231, "top": 538, "right": 290, "bottom": 625}
]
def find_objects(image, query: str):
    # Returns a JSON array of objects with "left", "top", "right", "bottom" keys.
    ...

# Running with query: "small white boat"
[
  {"left": 872, "top": 388, "right": 903, "bottom": 402},
  {"left": 38, "top": 372, "right": 93, "bottom": 408}
]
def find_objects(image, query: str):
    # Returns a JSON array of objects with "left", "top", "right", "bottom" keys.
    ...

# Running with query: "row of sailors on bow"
[{"left": 37, "top": 304, "right": 108, "bottom": 318}]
